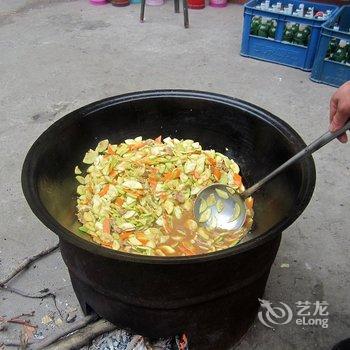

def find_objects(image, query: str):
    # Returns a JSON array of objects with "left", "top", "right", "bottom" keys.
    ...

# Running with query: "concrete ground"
[{"left": 0, "top": 0, "right": 349, "bottom": 349}]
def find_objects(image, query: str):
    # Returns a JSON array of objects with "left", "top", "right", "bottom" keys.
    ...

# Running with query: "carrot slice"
[
  {"left": 154, "top": 135, "right": 162, "bottom": 143},
  {"left": 98, "top": 184, "right": 109, "bottom": 196},
  {"left": 207, "top": 157, "right": 216, "bottom": 166},
  {"left": 181, "top": 242, "right": 196, "bottom": 255},
  {"left": 245, "top": 197, "right": 254, "bottom": 209},
  {"left": 115, "top": 197, "right": 124, "bottom": 206},
  {"left": 103, "top": 218, "right": 111, "bottom": 234},
  {"left": 129, "top": 142, "right": 145, "bottom": 151},
  {"left": 178, "top": 245, "right": 191, "bottom": 256},
  {"left": 109, "top": 170, "right": 117, "bottom": 178},
  {"left": 172, "top": 168, "right": 181, "bottom": 179},
  {"left": 149, "top": 177, "right": 157, "bottom": 190},
  {"left": 101, "top": 242, "right": 112, "bottom": 248},
  {"left": 124, "top": 189, "right": 143, "bottom": 198},
  {"left": 234, "top": 174, "right": 242, "bottom": 186},
  {"left": 193, "top": 170, "right": 200, "bottom": 179},
  {"left": 163, "top": 171, "right": 173, "bottom": 181},
  {"left": 136, "top": 232, "right": 148, "bottom": 245},
  {"left": 163, "top": 215, "right": 172, "bottom": 233},
  {"left": 163, "top": 168, "right": 180, "bottom": 181},
  {"left": 160, "top": 193, "right": 168, "bottom": 201},
  {"left": 107, "top": 144, "right": 115, "bottom": 155},
  {"left": 212, "top": 166, "right": 222, "bottom": 181},
  {"left": 120, "top": 231, "right": 132, "bottom": 240}
]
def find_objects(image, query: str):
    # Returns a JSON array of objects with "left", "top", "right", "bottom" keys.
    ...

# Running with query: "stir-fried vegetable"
[{"left": 75, "top": 136, "right": 254, "bottom": 256}]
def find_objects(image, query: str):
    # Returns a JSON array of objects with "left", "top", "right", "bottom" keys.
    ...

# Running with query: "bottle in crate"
[
  {"left": 345, "top": 41, "right": 350, "bottom": 55},
  {"left": 250, "top": 16, "right": 261, "bottom": 36},
  {"left": 347, "top": 51, "right": 350, "bottom": 65},
  {"left": 282, "top": 23, "right": 294, "bottom": 43},
  {"left": 258, "top": 18, "right": 269, "bottom": 38},
  {"left": 291, "top": 22, "right": 299, "bottom": 36},
  {"left": 294, "top": 27, "right": 305, "bottom": 45},
  {"left": 268, "top": 20, "right": 277, "bottom": 39},
  {"left": 294, "top": 24, "right": 310, "bottom": 46},
  {"left": 326, "top": 38, "right": 339, "bottom": 59},
  {"left": 331, "top": 40, "right": 348, "bottom": 63}
]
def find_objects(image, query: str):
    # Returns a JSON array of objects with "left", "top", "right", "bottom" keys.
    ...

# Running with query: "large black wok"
[{"left": 22, "top": 90, "right": 316, "bottom": 349}]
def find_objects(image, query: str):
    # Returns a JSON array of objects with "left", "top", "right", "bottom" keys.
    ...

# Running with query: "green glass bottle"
[
  {"left": 250, "top": 16, "right": 261, "bottom": 36},
  {"left": 257, "top": 18, "right": 269, "bottom": 38},
  {"left": 268, "top": 20, "right": 277, "bottom": 39},
  {"left": 282, "top": 23, "right": 293, "bottom": 43},
  {"left": 294, "top": 24, "right": 308, "bottom": 46},
  {"left": 291, "top": 22, "right": 299, "bottom": 36},
  {"left": 327, "top": 38, "right": 338, "bottom": 59},
  {"left": 345, "top": 41, "right": 350, "bottom": 56},
  {"left": 332, "top": 40, "right": 347, "bottom": 63},
  {"left": 303, "top": 25, "right": 311, "bottom": 46},
  {"left": 346, "top": 49, "right": 350, "bottom": 65}
]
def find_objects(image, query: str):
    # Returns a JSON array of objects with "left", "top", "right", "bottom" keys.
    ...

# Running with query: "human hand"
[{"left": 329, "top": 81, "right": 350, "bottom": 143}]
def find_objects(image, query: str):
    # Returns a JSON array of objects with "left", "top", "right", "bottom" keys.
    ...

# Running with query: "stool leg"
[
  {"left": 175, "top": 0, "right": 180, "bottom": 13},
  {"left": 183, "top": 0, "right": 189, "bottom": 28},
  {"left": 140, "top": 0, "right": 146, "bottom": 22}
]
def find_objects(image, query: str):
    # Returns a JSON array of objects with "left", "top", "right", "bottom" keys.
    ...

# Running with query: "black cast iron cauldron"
[{"left": 22, "top": 90, "right": 316, "bottom": 350}]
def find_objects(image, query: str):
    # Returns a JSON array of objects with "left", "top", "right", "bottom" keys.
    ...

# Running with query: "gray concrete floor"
[{"left": 0, "top": 0, "right": 349, "bottom": 349}]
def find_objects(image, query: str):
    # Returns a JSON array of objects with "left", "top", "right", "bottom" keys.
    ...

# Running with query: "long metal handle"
[{"left": 243, "top": 120, "right": 350, "bottom": 198}]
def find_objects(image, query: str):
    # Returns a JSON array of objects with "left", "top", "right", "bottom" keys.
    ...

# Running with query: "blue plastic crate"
[
  {"left": 311, "top": 6, "right": 350, "bottom": 87},
  {"left": 240, "top": 0, "right": 338, "bottom": 71}
]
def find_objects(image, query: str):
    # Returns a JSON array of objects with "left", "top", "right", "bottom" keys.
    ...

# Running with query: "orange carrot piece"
[
  {"left": 172, "top": 168, "right": 181, "bottom": 179},
  {"left": 163, "top": 215, "right": 172, "bottom": 233},
  {"left": 163, "top": 168, "right": 180, "bottom": 181},
  {"left": 181, "top": 242, "right": 195, "bottom": 255},
  {"left": 129, "top": 142, "right": 145, "bottom": 151},
  {"left": 136, "top": 232, "right": 148, "bottom": 245},
  {"left": 154, "top": 135, "right": 162, "bottom": 143},
  {"left": 115, "top": 197, "right": 124, "bottom": 206},
  {"left": 107, "top": 145, "right": 115, "bottom": 155},
  {"left": 124, "top": 189, "right": 143, "bottom": 198},
  {"left": 193, "top": 170, "right": 200, "bottom": 179},
  {"left": 101, "top": 242, "right": 112, "bottom": 248},
  {"left": 160, "top": 193, "right": 168, "bottom": 201},
  {"left": 212, "top": 166, "right": 222, "bottom": 181},
  {"left": 149, "top": 178, "right": 157, "bottom": 190},
  {"left": 120, "top": 231, "right": 132, "bottom": 240},
  {"left": 98, "top": 184, "right": 109, "bottom": 197},
  {"left": 163, "top": 171, "right": 173, "bottom": 181},
  {"left": 178, "top": 245, "right": 191, "bottom": 256},
  {"left": 207, "top": 157, "right": 216, "bottom": 166},
  {"left": 245, "top": 197, "right": 254, "bottom": 209},
  {"left": 103, "top": 218, "right": 111, "bottom": 234},
  {"left": 109, "top": 170, "right": 117, "bottom": 178},
  {"left": 234, "top": 174, "right": 242, "bottom": 186}
]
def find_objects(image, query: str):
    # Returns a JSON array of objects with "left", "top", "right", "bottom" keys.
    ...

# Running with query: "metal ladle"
[{"left": 194, "top": 121, "right": 350, "bottom": 231}]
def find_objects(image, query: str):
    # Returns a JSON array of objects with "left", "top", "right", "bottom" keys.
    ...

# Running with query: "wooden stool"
[{"left": 140, "top": 0, "right": 189, "bottom": 28}]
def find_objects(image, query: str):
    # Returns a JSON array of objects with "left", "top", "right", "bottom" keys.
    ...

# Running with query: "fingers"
[
  {"left": 329, "top": 95, "right": 337, "bottom": 123},
  {"left": 329, "top": 81, "right": 350, "bottom": 143},
  {"left": 338, "top": 132, "right": 348, "bottom": 143},
  {"left": 330, "top": 111, "right": 349, "bottom": 143},
  {"left": 329, "top": 112, "right": 348, "bottom": 132}
]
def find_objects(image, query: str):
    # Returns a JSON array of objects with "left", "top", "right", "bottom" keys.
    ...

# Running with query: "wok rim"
[{"left": 21, "top": 89, "right": 316, "bottom": 264}]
